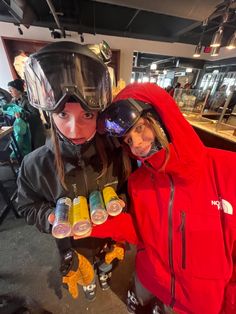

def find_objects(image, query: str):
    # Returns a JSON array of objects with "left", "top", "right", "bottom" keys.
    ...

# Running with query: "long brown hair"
[
  {"left": 122, "top": 113, "right": 170, "bottom": 181},
  {"left": 50, "top": 116, "right": 108, "bottom": 190}
]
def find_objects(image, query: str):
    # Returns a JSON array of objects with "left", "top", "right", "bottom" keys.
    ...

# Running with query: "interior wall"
[
  {"left": 0, "top": 38, "right": 12, "bottom": 89},
  {"left": 0, "top": 21, "right": 235, "bottom": 89}
]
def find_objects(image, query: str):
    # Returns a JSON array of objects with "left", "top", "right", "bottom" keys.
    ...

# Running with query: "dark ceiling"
[
  {"left": 1, "top": 0, "right": 236, "bottom": 46},
  {"left": 0, "top": 0, "right": 236, "bottom": 70}
]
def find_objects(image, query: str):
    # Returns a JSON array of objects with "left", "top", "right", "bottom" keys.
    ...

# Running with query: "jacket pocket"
[
  {"left": 179, "top": 211, "right": 186, "bottom": 269},
  {"left": 185, "top": 212, "right": 228, "bottom": 279}
]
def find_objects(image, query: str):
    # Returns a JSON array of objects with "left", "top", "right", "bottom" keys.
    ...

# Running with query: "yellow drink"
[
  {"left": 71, "top": 196, "right": 91, "bottom": 236},
  {"left": 102, "top": 187, "right": 123, "bottom": 216}
]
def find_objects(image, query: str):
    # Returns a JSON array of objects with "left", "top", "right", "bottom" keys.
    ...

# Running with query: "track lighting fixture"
[
  {"left": 50, "top": 29, "right": 62, "bottom": 39},
  {"left": 210, "top": 26, "right": 224, "bottom": 48},
  {"left": 80, "top": 34, "right": 84, "bottom": 43},
  {"left": 18, "top": 26, "right": 23, "bottom": 35},
  {"left": 226, "top": 31, "right": 236, "bottom": 49},
  {"left": 14, "top": 23, "right": 23, "bottom": 35},
  {"left": 193, "top": 44, "right": 202, "bottom": 58},
  {"left": 192, "top": 18, "right": 208, "bottom": 58},
  {"left": 211, "top": 46, "right": 220, "bottom": 57},
  {"left": 193, "top": 1, "right": 236, "bottom": 57}
]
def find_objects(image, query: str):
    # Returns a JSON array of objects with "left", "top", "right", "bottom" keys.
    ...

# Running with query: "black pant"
[{"left": 55, "top": 236, "right": 112, "bottom": 264}]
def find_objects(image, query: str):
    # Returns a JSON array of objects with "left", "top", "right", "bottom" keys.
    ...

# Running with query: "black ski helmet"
[{"left": 24, "top": 41, "right": 112, "bottom": 112}]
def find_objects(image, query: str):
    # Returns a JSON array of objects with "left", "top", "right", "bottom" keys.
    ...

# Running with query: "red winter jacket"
[{"left": 93, "top": 83, "right": 236, "bottom": 314}]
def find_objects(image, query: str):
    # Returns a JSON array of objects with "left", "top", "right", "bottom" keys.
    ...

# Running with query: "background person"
[
  {"left": 0, "top": 87, "right": 11, "bottom": 107},
  {"left": 0, "top": 104, "right": 31, "bottom": 159},
  {"left": 8, "top": 78, "right": 46, "bottom": 150},
  {"left": 97, "top": 82, "right": 236, "bottom": 314}
]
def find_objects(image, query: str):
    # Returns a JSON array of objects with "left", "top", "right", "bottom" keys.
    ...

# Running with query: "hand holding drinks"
[{"left": 49, "top": 187, "right": 125, "bottom": 239}]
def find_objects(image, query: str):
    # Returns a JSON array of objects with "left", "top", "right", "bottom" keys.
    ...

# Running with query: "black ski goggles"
[
  {"left": 24, "top": 52, "right": 111, "bottom": 112},
  {"left": 97, "top": 98, "right": 153, "bottom": 137}
]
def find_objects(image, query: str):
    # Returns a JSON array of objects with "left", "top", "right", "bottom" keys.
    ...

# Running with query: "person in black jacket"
[{"left": 17, "top": 41, "right": 130, "bottom": 301}]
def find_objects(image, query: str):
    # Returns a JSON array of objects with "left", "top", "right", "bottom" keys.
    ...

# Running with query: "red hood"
[{"left": 114, "top": 83, "right": 206, "bottom": 180}]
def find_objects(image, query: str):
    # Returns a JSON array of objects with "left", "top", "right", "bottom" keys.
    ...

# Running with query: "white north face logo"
[{"left": 211, "top": 199, "right": 233, "bottom": 215}]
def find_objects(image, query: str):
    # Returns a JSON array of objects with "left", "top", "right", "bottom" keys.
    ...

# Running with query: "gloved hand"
[
  {"left": 105, "top": 242, "right": 125, "bottom": 264},
  {"left": 62, "top": 250, "right": 95, "bottom": 299}
]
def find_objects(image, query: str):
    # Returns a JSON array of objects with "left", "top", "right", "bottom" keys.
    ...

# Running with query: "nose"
[
  {"left": 130, "top": 133, "right": 142, "bottom": 148},
  {"left": 69, "top": 118, "right": 84, "bottom": 138}
]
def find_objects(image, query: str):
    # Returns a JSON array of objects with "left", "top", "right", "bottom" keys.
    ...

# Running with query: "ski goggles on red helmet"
[
  {"left": 97, "top": 98, "right": 153, "bottom": 137},
  {"left": 24, "top": 52, "right": 112, "bottom": 112}
]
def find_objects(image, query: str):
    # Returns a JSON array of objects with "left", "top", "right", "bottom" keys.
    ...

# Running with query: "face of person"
[
  {"left": 52, "top": 102, "right": 97, "bottom": 145},
  {"left": 123, "top": 117, "right": 155, "bottom": 158},
  {"left": 8, "top": 86, "right": 21, "bottom": 98}
]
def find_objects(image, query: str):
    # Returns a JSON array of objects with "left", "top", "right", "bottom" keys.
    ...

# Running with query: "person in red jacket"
[{"left": 96, "top": 82, "right": 236, "bottom": 314}]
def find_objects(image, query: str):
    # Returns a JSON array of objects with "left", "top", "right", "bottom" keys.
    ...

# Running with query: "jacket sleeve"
[
  {"left": 210, "top": 151, "right": 236, "bottom": 314},
  {"left": 221, "top": 240, "right": 236, "bottom": 314},
  {"left": 91, "top": 213, "right": 138, "bottom": 245},
  {"left": 17, "top": 159, "right": 54, "bottom": 233}
]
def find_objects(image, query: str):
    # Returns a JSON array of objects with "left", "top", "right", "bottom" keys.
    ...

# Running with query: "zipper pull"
[
  {"left": 178, "top": 211, "right": 186, "bottom": 231},
  {"left": 72, "top": 184, "right": 77, "bottom": 198},
  {"left": 76, "top": 146, "right": 84, "bottom": 167}
]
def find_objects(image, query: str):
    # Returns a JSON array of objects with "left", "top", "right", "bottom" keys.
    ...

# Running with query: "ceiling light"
[
  {"left": 210, "top": 26, "right": 223, "bottom": 47},
  {"left": 150, "top": 63, "right": 157, "bottom": 70},
  {"left": 211, "top": 46, "right": 220, "bottom": 57},
  {"left": 193, "top": 44, "right": 202, "bottom": 57},
  {"left": 186, "top": 68, "right": 193, "bottom": 73},
  {"left": 163, "top": 70, "right": 167, "bottom": 75},
  {"left": 226, "top": 31, "right": 236, "bottom": 49}
]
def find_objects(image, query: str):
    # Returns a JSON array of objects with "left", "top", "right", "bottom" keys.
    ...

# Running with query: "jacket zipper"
[
  {"left": 76, "top": 147, "right": 89, "bottom": 196},
  {"left": 167, "top": 174, "right": 176, "bottom": 308},
  {"left": 150, "top": 170, "right": 176, "bottom": 308},
  {"left": 179, "top": 211, "right": 186, "bottom": 269}
]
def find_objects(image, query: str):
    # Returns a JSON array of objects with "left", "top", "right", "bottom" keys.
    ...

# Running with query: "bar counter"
[{"left": 184, "top": 114, "right": 236, "bottom": 152}]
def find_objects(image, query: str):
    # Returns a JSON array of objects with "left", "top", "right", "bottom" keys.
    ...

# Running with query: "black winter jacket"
[{"left": 17, "top": 134, "right": 126, "bottom": 251}]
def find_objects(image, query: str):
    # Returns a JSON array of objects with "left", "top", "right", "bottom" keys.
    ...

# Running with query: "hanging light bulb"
[
  {"left": 211, "top": 46, "right": 220, "bottom": 57},
  {"left": 193, "top": 43, "right": 202, "bottom": 57},
  {"left": 226, "top": 31, "right": 236, "bottom": 49},
  {"left": 210, "top": 26, "right": 224, "bottom": 47}
]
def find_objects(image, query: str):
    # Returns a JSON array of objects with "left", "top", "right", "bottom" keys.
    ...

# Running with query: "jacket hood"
[{"left": 114, "top": 83, "right": 206, "bottom": 178}]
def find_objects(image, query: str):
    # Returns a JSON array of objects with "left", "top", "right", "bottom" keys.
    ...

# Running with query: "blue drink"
[{"left": 89, "top": 191, "right": 108, "bottom": 225}]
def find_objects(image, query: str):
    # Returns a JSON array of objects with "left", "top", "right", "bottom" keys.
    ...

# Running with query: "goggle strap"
[{"left": 127, "top": 98, "right": 144, "bottom": 113}]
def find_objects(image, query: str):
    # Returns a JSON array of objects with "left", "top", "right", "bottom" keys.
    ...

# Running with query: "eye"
[
  {"left": 135, "top": 124, "right": 145, "bottom": 133},
  {"left": 57, "top": 111, "right": 68, "bottom": 119},
  {"left": 124, "top": 136, "right": 132, "bottom": 146},
  {"left": 83, "top": 112, "right": 95, "bottom": 119}
]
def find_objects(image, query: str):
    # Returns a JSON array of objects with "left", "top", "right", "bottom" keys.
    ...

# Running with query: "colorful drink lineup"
[{"left": 52, "top": 187, "right": 125, "bottom": 239}]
